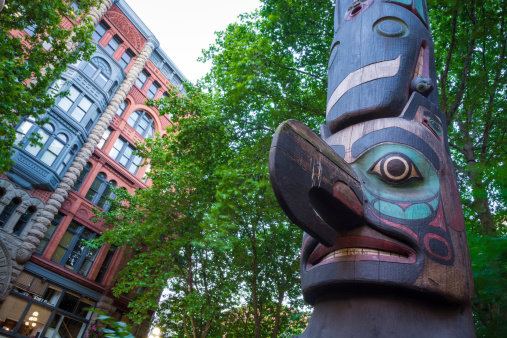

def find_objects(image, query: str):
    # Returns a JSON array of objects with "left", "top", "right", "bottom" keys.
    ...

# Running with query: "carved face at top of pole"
[
  {"left": 327, "top": 0, "right": 437, "bottom": 134},
  {"left": 269, "top": 0, "right": 473, "bottom": 308}
]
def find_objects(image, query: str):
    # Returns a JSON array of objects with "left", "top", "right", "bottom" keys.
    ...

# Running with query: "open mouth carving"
[{"left": 307, "top": 236, "right": 416, "bottom": 270}]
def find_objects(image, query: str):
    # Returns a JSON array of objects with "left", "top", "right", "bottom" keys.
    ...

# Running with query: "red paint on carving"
[
  {"left": 424, "top": 233, "right": 452, "bottom": 261},
  {"left": 332, "top": 181, "right": 363, "bottom": 216},
  {"left": 429, "top": 202, "right": 446, "bottom": 231},
  {"left": 307, "top": 236, "right": 416, "bottom": 270},
  {"left": 396, "top": 202, "right": 413, "bottom": 211},
  {"left": 370, "top": 211, "right": 419, "bottom": 241}
]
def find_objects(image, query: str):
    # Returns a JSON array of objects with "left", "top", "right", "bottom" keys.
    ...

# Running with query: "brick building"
[{"left": 0, "top": 1, "right": 187, "bottom": 337}]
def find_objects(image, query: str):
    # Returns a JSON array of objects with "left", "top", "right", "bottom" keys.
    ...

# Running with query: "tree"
[{"left": 0, "top": 0, "right": 97, "bottom": 173}]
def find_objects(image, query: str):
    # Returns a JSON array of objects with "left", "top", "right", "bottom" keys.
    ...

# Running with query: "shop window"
[
  {"left": 135, "top": 70, "right": 149, "bottom": 89},
  {"left": 0, "top": 198, "right": 21, "bottom": 228},
  {"left": 92, "top": 21, "right": 108, "bottom": 42},
  {"left": 109, "top": 137, "right": 143, "bottom": 174},
  {"left": 97, "top": 128, "right": 112, "bottom": 149},
  {"left": 95, "top": 247, "right": 116, "bottom": 283},
  {"left": 85, "top": 173, "right": 117, "bottom": 211},
  {"left": 12, "top": 206, "right": 36, "bottom": 236},
  {"left": 50, "top": 221, "right": 99, "bottom": 276},
  {"left": 73, "top": 162, "right": 92, "bottom": 191},
  {"left": 35, "top": 213, "right": 64, "bottom": 255},
  {"left": 0, "top": 273, "right": 94, "bottom": 337},
  {"left": 127, "top": 111, "right": 155, "bottom": 138},
  {"left": 119, "top": 49, "right": 134, "bottom": 69},
  {"left": 116, "top": 100, "right": 128, "bottom": 116},
  {"left": 105, "top": 35, "right": 122, "bottom": 56},
  {"left": 147, "top": 81, "right": 160, "bottom": 99}
]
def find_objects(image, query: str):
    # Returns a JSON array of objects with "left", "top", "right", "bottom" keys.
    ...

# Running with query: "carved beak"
[{"left": 269, "top": 120, "right": 363, "bottom": 247}]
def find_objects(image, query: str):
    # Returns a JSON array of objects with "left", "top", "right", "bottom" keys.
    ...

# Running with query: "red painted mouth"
[{"left": 307, "top": 236, "right": 416, "bottom": 270}]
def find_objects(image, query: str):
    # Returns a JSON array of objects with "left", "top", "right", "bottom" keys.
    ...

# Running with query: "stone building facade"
[{"left": 0, "top": 1, "right": 186, "bottom": 337}]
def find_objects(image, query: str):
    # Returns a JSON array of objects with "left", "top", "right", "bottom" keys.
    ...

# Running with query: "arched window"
[
  {"left": 116, "top": 101, "right": 128, "bottom": 116},
  {"left": 12, "top": 206, "right": 36, "bottom": 235},
  {"left": 58, "top": 144, "right": 78, "bottom": 175},
  {"left": 0, "top": 198, "right": 21, "bottom": 228},
  {"left": 83, "top": 57, "right": 111, "bottom": 89},
  {"left": 73, "top": 162, "right": 92, "bottom": 191},
  {"left": 85, "top": 173, "right": 117, "bottom": 211},
  {"left": 127, "top": 111, "right": 155, "bottom": 138}
]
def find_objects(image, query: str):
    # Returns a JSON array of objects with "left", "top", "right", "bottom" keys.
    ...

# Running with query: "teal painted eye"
[
  {"left": 429, "top": 119, "right": 443, "bottom": 135},
  {"left": 368, "top": 152, "right": 423, "bottom": 186}
]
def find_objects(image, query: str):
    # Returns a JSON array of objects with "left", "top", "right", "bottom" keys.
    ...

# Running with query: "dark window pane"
[{"left": 58, "top": 292, "right": 80, "bottom": 313}]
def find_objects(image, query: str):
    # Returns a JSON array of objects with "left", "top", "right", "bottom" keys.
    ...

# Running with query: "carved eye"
[{"left": 368, "top": 153, "right": 423, "bottom": 185}]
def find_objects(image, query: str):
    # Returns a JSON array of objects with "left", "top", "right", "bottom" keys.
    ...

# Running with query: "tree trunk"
[{"left": 271, "top": 290, "right": 285, "bottom": 338}]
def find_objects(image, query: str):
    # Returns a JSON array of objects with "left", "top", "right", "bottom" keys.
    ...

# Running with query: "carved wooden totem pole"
[{"left": 269, "top": 0, "right": 476, "bottom": 336}]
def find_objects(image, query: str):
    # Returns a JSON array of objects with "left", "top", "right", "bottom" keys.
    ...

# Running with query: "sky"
[{"left": 126, "top": 0, "right": 262, "bottom": 83}]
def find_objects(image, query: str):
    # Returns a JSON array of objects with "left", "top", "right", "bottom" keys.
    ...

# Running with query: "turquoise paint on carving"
[
  {"left": 374, "top": 200, "right": 432, "bottom": 219},
  {"left": 352, "top": 144, "right": 440, "bottom": 202},
  {"left": 388, "top": 0, "right": 412, "bottom": 5},
  {"left": 414, "top": 0, "right": 426, "bottom": 23}
]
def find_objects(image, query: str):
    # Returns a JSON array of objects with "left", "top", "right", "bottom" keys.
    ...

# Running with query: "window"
[
  {"left": 71, "top": 96, "right": 92, "bottom": 122},
  {"left": 83, "top": 57, "right": 111, "bottom": 89},
  {"left": 85, "top": 109, "right": 101, "bottom": 131},
  {"left": 135, "top": 70, "right": 149, "bottom": 89},
  {"left": 57, "top": 85, "right": 80, "bottom": 112},
  {"left": 95, "top": 247, "right": 116, "bottom": 283},
  {"left": 35, "top": 213, "right": 64, "bottom": 255},
  {"left": 97, "top": 128, "right": 112, "bottom": 149},
  {"left": 92, "top": 21, "right": 108, "bottom": 42},
  {"left": 40, "top": 133, "right": 67, "bottom": 167},
  {"left": 25, "top": 24, "right": 36, "bottom": 36},
  {"left": 116, "top": 100, "right": 128, "bottom": 116},
  {"left": 119, "top": 49, "right": 134, "bottom": 69},
  {"left": 12, "top": 206, "right": 36, "bottom": 236},
  {"left": 58, "top": 144, "right": 77, "bottom": 175},
  {"left": 147, "top": 81, "right": 160, "bottom": 99},
  {"left": 50, "top": 221, "right": 99, "bottom": 276},
  {"left": 105, "top": 36, "right": 121, "bottom": 56},
  {"left": 127, "top": 111, "right": 155, "bottom": 138},
  {"left": 0, "top": 198, "right": 20, "bottom": 227},
  {"left": 69, "top": 2, "right": 81, "bottom": 16},
  {"left": 109, "top": 138, "right": 143, "bottom": 174},
  {"left": 15, "top": 116, "right": 37, "bottom": 145},
  {"left": 85, "top": 173, "right": 117, "bottom": 210},
  {"left": 73, "top": 162, "right": 92, "bottom": 191},
  {"left": 0, "top": 272, "right": 95, "bottom": 337}
]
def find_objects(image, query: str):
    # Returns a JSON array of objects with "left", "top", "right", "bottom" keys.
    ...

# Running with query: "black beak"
[{"left": 269, "top": 120, "right": 364, "bottom": 247}]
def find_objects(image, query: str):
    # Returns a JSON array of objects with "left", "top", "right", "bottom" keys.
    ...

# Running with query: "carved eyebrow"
[{"left": 351, "top": 127, "right": 440, "bottom": 170}]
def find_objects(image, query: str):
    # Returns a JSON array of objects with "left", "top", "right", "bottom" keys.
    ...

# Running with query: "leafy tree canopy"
[{"left": 0, "top": 0, "right": 97, "bottom": 173}]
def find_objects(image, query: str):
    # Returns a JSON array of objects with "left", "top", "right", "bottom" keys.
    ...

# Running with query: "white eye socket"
[{"left": 368, "top": 152, "right": 423, "bottom": 185}]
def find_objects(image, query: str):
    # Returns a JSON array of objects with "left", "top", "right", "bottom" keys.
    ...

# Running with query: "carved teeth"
[{"left": 321, "top": 248, "right": 408, "bottom": 261}]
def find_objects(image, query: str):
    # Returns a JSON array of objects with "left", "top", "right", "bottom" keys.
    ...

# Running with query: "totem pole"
[{"left": 269, "top": 0, "right": 476, "bottom": 336}]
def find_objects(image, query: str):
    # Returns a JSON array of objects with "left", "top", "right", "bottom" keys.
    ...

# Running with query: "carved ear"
[{"left": 269, "top": 120, "right": 363, "bottom": 247}]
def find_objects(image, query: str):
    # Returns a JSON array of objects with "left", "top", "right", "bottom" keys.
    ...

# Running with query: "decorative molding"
[{"left": 106, "top": 5, "right": 146, "bottom": 52}]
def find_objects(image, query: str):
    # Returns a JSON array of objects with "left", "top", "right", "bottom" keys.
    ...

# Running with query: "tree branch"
[{"left": 440, "top": 5, "right": 458, "bottom": 117}]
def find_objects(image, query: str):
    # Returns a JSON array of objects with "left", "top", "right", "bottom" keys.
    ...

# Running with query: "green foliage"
[
  {"left": 95, "top": 0, "right": 506, "bottom": 336},
  {"left": 87, "top": 309, "right": 134, "bottom": 338},
  {"left": 0, "top": 0, "right": 97, "bottom": 173}
]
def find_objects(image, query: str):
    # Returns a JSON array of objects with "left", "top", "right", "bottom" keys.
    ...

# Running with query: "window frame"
[
  {"left": 105, "top": 35, "right": 122, "bottom": 56},
  {"left": 92, "top": 21, "right": 109, "bottom": 42},
  {"left": 127, "top": 110, "right": 155, "bottom": 139},
  {"left": 135, "top": 70, "right": 150, "bottom": 89},
  {"left": 50, "top": 221, "right": 99, "bottom": 276},
  {"left": 146, "top": 81, "right": 160, "bottom": 99},
  {"left": 119, "top": 49, "right": 134, "bottom": 70},
  {"left": 109, "top": 137, "right": 143, "bottom": 174},
  {"left": 84, "top": 173, "right": 117, "bottom": 211},
  {"left": 73, "top": 162, "right": 92, "bottom": 191},
  {"left": 35, "top": 213, "right": 64, "bottom": 255},
  {"left": 116, "top": 101, "right": 128, "bottom": 116},
  {"left": 0, "top": 198, "right": 21, "bottom": 228},
  {"left": 56, "top": 83, "right": 97, "bottom": 125}
]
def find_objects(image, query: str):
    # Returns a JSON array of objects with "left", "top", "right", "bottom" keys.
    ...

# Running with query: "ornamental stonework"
[{"left": 106, "top": 5, "right": 146, "bottom": 52}]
